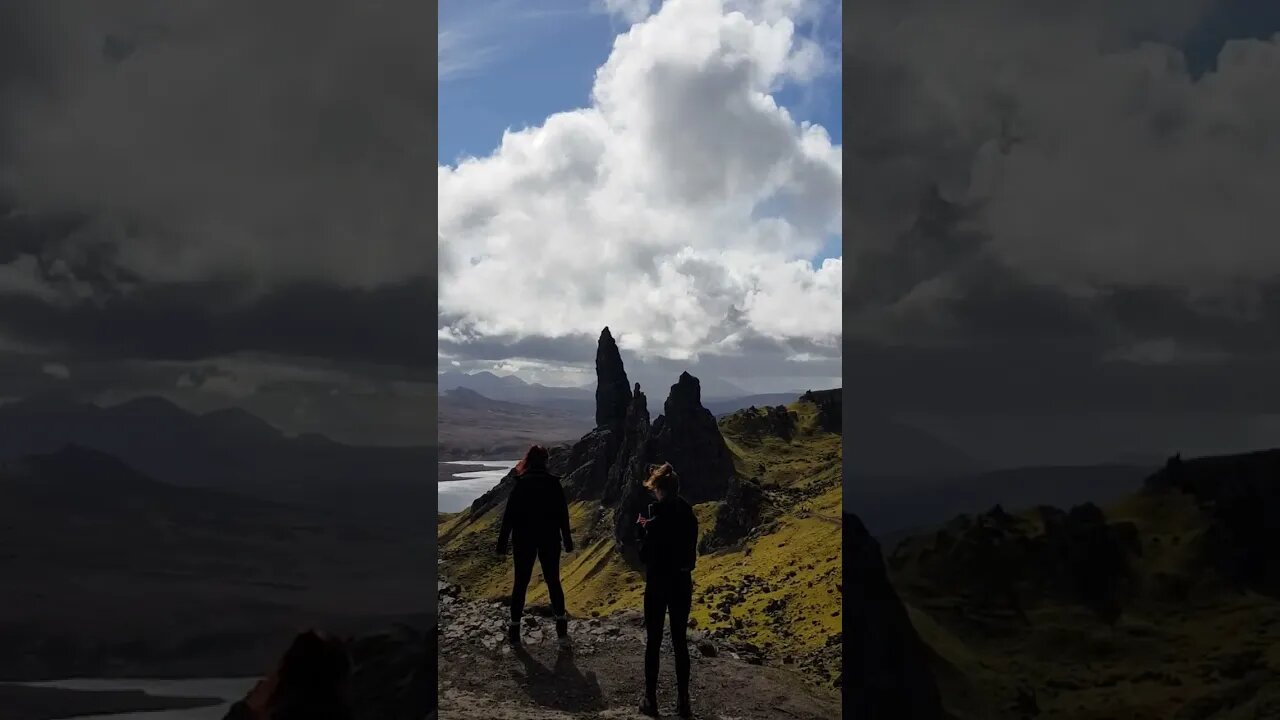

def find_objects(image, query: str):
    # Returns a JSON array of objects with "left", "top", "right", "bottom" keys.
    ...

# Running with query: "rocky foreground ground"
[{"left": 438, "top": 581, "right": 840, "bottom": 720}]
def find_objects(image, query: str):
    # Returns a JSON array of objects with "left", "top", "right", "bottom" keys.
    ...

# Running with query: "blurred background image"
[
  {"left": 846, "top": 1, "right": 1280, "bottom": 718},
  {"left": 0, "top": 2, "right": 434, "bottom": 718}
]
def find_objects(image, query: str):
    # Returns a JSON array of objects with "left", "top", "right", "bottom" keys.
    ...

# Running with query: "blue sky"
[
  {"left": 1181, "top": 0, "right": 1280, "bottom": 76},
  {"left": 439, "top": 0, "right": 842, "bottom": 262}
]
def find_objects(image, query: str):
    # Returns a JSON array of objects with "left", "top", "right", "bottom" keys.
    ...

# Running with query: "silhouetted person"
[
  {"left": 497, "top": 444, "right": 573, "bottom": 646},
  {"left": 225, "top": 630, "right": 353, "bottom": 720},
  {"left": 634, "top": 462, "right": 698, "bottom": 718}
]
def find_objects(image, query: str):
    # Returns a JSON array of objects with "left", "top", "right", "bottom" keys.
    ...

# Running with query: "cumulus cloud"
[
  {"left": 847, "top": 1, "right": 1280, "bottom": 347},
  {"left": 978, "top": 34, "right": 1280, "bottom": 290},
  {"left": 438, "top": 0, "right": 842, "bottom": 362},
  {"left": 41, "top": 362, "right": 70, "bottom": 380},
  {"left": 842, "top": 0, "right": 1280, "bottom": 424},
  {"left": 600, "top": 0, "right": 655, "bottom": 24}
]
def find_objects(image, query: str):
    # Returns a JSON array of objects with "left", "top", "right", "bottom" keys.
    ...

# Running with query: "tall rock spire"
[{"left": 595, "top": 327, "right": 632, "bottom": 430}]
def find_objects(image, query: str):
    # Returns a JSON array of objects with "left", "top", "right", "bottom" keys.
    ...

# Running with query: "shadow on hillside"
[{"left": 510, "top": 644, "right": 606, "bottom": 713}]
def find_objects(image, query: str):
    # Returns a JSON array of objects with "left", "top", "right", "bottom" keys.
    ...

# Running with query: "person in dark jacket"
[
  {"left": 497, "top": 444, "right": 573, "bottom": 646},
  {"left": 634, "top": 462, "right": 698, "bottom": 718}
]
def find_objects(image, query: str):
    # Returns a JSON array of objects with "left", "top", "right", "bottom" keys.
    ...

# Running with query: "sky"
[
  {"left": 0, "top": 0, "right": 435, "bottom": 446},
  {"left": 844, "top": 0, "right": 1280, "bottom": 466},
  {"left": 438, "top": 0, "right": 843, "bottom": 393},
  {"left": 5, "top": 1, "right": 1278, "bottom": 459}
]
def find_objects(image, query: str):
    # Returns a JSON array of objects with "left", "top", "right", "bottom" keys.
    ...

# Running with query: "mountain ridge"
[{"left": 0, "top": 394, "right": 435, "bottom": 525}]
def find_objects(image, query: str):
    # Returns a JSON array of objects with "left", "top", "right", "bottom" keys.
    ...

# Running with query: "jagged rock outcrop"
[
  {"left": 699, "top": 475, "right": 766, "bottom": 553},
  {"left": 1038, "top": 503, "right": 1141, "bottom": 623},
  {"left": 460, "top": 331, "right": 746, "bottom": 560},
  {"left": 893, "top": 502, "right": 1141, "bottom": 623},
  {"left": 724, "top": 405, "right": 796, "bottom": 442},
  {"left": 848, "top": 512, "right": 948, "bottom": 720},
  {"left": 649, "top": 372, "right": 735, "bottom": 503},
  {"left": 1145, "top": 449, "right": 1280, "bottom": 594},
  {"left": 800, "top": 389, "right": 841, "bottom": 434}
]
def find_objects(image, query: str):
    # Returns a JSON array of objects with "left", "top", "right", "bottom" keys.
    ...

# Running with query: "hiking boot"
[
  {"left": 677, "top": 694, "right": 693, "bottom": 718},
  {"left": 639, "top": 692, "right": 659, "bottom": 717},
  {"left": 508, "top": 622, "right": 521, "bottom": 646},
  {"left": 555, "top": 617, "right": 569, "bottom": 645}
]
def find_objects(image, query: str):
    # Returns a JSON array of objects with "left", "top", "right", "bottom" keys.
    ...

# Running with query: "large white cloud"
[
  {"left": 848, "top": 1, "right": 1280, "bottom": 295},
  {"left": 438, "top": 0, "right": 842, "bottom": 360}
]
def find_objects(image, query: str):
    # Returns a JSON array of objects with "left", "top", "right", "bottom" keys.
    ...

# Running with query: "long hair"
[
  {"left": 644, "top": 462, "right": 679, "bottom": 496},
  {"left": 514, "top": 444, "right": 549, "bottom": 476}
]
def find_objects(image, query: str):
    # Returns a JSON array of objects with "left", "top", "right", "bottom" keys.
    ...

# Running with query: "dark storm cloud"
[
  {"left": 0, "top": 276, "right": 434, "bottom": 369},
  {"left": 0, "top": 0, "right": 433, "bottom": 402},
  {"left": 439, "top": 323, "right": 840, "bottom": 393},
  {"left": 843, "top": 0, "right": 1280, "bottom": 414},
  {"left": 845, "top": 340, "right": 1280, "bottom": 415},
  {"left": 438, "top": 328, "right": 600, "bottom": 366}
]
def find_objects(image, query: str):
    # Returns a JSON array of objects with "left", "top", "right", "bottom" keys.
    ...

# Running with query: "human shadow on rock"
[{"left": 509, "top": 644, "right": 606, "bottom": 713}]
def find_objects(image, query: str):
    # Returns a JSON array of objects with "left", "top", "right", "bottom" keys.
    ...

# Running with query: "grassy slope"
[
  {"left": 890, "top": 490, "right": 1280, "bottom": 720},
  {"left": 438, "top": 400, "right": 842, "bottom": 685}
]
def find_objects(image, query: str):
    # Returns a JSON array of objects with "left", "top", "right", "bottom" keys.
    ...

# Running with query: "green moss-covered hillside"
[{"left": 888, "top": 478, "right": 1280, "bottom": 720}]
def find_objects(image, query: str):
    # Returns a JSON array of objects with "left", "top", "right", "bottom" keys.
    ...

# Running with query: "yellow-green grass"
[
  {"left": 438, "top": 400, "right": 843, "bottom": 682},
  {"left": 892, "top": 490, "right": 1280, "bottom": 719}
]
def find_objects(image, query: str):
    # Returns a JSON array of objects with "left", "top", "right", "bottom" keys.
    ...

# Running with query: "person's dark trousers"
[
  {"left": 644, "top": 570, "right": 693, "bottom": 697},
  {"left": 510, "top": 539, "right": 567, "bottom": 623}
]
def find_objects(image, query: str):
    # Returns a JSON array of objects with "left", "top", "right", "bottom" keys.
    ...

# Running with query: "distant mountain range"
[
  {"left": 437, "top": 369, "right": 762, "bottom": 407},
  {"left": 437, "top": 370, "right": 593, "bottom": 405},
  {"left": 0, "top": 395, "right": 435, "bottom": 526},
  {"left": 846, "top": 414, "right": 986, "bottom": 480},
  {"left": 437, "top": 388, "right": 589, "bottom": 460},
  {"left": 435, "top": 374, "right": 824, "bottom": 459},
  {"left": 854, "top": 463, "right": 1154, "bottom": 541},
  {"left": 843, "top": 416, "right": 1156, "bottom": 540},
  {"left": 0, "top": 444, "right": 431, "bottom": 681}
]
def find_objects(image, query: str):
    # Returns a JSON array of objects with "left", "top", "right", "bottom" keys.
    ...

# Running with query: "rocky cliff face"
[
  {"left": 848, "top": 512, "right": 949, "bottom": 720},
  {"left": 608, "top": 384, "right": 658, "bottom": 544}
]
